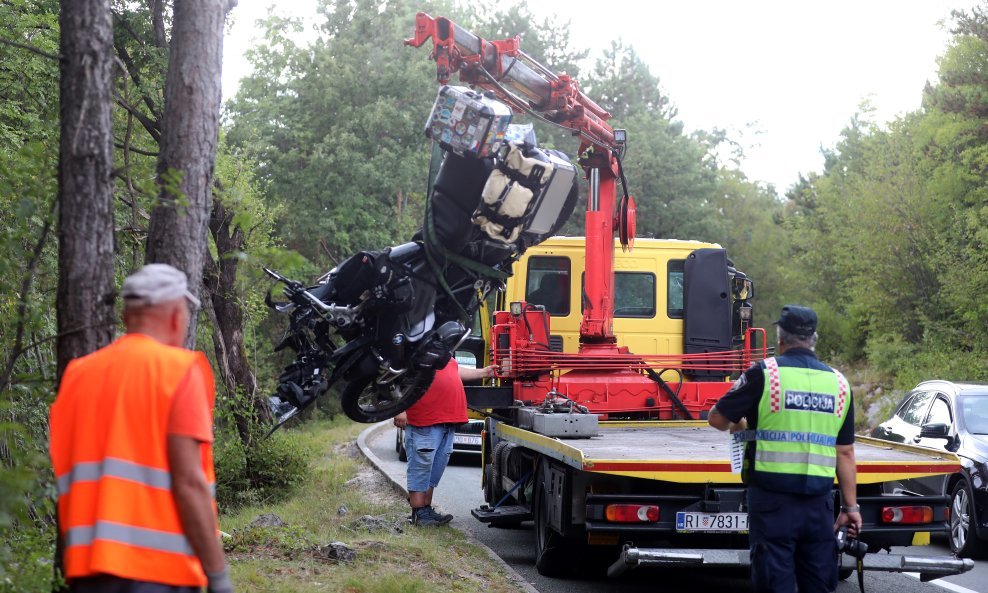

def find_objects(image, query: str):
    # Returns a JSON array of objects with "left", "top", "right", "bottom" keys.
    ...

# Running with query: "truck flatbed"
[{"left": 496, "top": 420, "right": 961, "bottom": 484}]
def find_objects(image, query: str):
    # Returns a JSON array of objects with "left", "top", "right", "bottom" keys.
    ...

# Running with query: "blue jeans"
[
  {"left": 747, "top": 485, "right": 838, "bottom": 593},
  {"left": 404, "top": 423, "right": 456, "bottom": 493}
]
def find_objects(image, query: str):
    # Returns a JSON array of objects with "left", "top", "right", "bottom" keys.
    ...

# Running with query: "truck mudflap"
[{"left": 606, "top": 545, "right": 975, "bottom": 581}]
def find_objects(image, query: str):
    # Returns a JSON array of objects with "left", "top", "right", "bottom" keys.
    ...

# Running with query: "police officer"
[{"left": 708, "top": 305, "right": 862, "bottom": 593}]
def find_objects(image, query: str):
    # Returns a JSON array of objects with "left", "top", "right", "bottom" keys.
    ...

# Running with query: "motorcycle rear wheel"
[{"left": 340, "top": 361, "right": 436, "bottom": 423}]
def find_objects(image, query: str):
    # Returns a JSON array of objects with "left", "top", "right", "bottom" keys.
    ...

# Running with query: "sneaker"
[
  {"left": 424, "top": 506, "right": 453, "bottom": 524},
  {"left": 411, "top": 506, "right": 452, "bottom": 527}
]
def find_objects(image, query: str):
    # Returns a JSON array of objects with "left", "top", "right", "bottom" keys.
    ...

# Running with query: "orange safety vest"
[{"left": 50, "top": 333, "right": 216, "bottom": 586}]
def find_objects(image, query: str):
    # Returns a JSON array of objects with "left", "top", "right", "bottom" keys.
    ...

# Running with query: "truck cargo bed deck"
[{"left": 496, "top": 420, "right": 960, "bottom": 484}]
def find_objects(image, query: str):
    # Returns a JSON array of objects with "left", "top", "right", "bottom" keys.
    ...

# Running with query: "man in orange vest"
[{"left": 50, "top": 264, "right": 234, "bottom": 593}]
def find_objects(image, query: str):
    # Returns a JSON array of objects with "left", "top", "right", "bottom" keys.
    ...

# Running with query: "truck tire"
[
  {"left": 534, "top": 458, "right": 575, "bottom": 577},
  {"left": 950, "top": 479, "right": 985, "bottom": 558}
]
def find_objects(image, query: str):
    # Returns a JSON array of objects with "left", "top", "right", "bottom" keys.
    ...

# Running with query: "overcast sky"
[{"left": 222, "top": 0, "right": 979, "bottom": 194}]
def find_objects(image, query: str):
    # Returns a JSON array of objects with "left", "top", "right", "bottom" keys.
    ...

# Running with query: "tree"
[
  {"left": 203, "top": 179, "right": 268, "bottom": 447},
  {"left": 146, "top": 0, "right": 235, "bottom": 348},
  {"left": 57, "top": 0, "right": 117, "bottom": 381}
]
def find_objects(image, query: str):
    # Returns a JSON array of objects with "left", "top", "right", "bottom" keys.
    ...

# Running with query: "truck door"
[{"left": 683, "top": 248, "right": 732, "bottom": 380}]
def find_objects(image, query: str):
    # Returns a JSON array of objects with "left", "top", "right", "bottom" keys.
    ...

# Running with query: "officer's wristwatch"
[{"left": 840, "top": 505, "right": 860, "bottom": 513}]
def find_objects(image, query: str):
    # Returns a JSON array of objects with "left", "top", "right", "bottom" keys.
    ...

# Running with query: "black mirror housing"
[{"left": 919, "top": 422, "right": 951, "bottom": 439}]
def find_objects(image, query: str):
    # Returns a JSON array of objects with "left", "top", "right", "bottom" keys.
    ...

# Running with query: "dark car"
[{"left": 871, "top": 380, "right": 988, "bottom": 557}]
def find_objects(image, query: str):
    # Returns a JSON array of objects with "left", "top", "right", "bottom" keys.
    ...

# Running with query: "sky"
[{"left": 222, "top": 0, "right": 979, "bottom": 194}]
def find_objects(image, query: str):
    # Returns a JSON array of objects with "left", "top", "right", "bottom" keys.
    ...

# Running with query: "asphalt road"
[{"left": 362, "top": 422, "right": 987, "bottom": 593}]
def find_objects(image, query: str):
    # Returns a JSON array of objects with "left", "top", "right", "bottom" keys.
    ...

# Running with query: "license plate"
[
  {"left": 676, "top": 512, "right": 748, "bottom": 533},
  {"left": 453, "top": 434, "right": 482, "bottom": 446}
]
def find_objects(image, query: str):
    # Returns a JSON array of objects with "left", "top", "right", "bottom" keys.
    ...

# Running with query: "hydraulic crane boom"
[
  {"left": 406, "top": 12, "right": 633, "bottom": 343},
  {"left": 405, "top": 13, "right": 616, "bottom": 151}
]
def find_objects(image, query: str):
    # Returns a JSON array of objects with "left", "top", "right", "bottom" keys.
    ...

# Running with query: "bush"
[
  {"left": 0, "top": 393, "right": 58, "bottom": 593},
  {"left": 214, "top": 426, "right": 310, "bottom": 511}
]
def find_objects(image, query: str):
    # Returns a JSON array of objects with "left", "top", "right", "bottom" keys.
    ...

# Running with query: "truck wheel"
[
  {"left": 534, "top": 459, "right": 573, "bottom": 577},
  {"left": 950, "top": 479, "right": 985, "bottom": 558}
]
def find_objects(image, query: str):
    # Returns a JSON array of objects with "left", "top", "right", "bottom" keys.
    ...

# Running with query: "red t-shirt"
[{"left": 405, "top": 359, "right": 469, "bottom": 426}]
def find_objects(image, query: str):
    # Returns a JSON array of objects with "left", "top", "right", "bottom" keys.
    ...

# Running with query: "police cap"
[{"left": 775, "top": 304, "right": 817, "bottom": 336}]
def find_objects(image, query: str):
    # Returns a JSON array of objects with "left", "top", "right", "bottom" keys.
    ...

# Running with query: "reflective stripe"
[
  {"left": 735, "top": 429, "right": 837, "bottom": 447},
  {"left": 65, "top": 521, "right": 194, "bottom": 556},
  {"left": 756, "top": 449, "right": 837, "bottom": 469},
  {"left": 57, "top": 458, "right": 171, "bottom": 496},
  {"left": 765, "top": 357, "right": 781, "bottom": 412}
]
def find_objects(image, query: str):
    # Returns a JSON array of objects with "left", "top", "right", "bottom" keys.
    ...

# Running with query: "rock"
[
  {"left": 337, "top": 504, "right": 349, "bottom": 517},
  {"left": 316, "top": 541, "right": 356, "bottom": 563},
  {"left": 355, "top": 514, "right": 389, "bottom": 531},
  {"left": 351, "top": 514, "right": 404, "bottom": 534},
  {"left": 249, "top": 513, "right": 286, "bottom": 528}
]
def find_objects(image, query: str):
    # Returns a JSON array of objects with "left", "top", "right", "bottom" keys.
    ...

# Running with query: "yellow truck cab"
[{"left": 500, "top": 236, "right": 725, "bottom": 356}]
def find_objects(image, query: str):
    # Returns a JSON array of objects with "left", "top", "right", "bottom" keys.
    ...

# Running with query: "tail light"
[
  {"left": 882, "top": 506, "right": 933, "bottom": 524},
  {"left": 605, "top": 504, "right": 660, "bottom": 523}
]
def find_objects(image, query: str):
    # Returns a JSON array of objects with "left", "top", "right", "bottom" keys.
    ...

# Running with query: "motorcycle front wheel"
[{"left": 340, "top": 356, "right": 436, "bottom": 422}]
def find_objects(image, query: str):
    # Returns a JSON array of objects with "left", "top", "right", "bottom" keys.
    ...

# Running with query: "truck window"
[
  {"left": 668, "top": 260, "right": 684, "bottom": 319},
  {"left": 526, "top": 256, "right": 570, "bottom": 317},
  {"left": 578, "top": 272, "right": 656, "bottom": 318},
  {"left": 614, "top": 272, "right": 656, "bottom": 318}
]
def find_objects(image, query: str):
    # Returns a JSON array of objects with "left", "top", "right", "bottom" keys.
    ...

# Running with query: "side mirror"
[
  {"left": 919, "top": 422, "right": 951, "bottom": 439},
  {"left": 732, "top": 275, "right": 754, "bottom": 300}
]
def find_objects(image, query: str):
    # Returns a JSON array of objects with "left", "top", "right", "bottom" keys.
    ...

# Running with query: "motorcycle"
[{"left": 264, "top": 87, "right": 580, "bottom": 426}]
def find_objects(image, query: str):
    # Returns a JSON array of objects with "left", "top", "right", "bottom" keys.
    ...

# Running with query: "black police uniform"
[{"left": 713, "top": 306, "right": 854, "bottom": 593}]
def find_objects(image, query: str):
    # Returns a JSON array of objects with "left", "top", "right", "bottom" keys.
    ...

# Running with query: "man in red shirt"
[{"left": 393, "top": 359, "right": 495, "bottom": 526}]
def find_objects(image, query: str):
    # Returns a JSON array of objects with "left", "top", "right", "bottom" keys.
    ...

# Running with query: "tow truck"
[{"left": 405, "top": 13, "right": 975, "bottom": 581}]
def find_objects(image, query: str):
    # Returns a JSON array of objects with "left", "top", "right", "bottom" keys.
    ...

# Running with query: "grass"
[{"left": 222, "top": 417, "right": 527, "bottom": 593}]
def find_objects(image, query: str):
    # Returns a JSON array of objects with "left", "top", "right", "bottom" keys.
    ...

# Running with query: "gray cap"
[{"left": 121, "top": 263, "right": 201, "bottom": 308}]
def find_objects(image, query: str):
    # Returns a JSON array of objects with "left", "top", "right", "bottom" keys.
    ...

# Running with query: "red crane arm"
[{"left": 405, "top": 12, "right": 616, "bottom": 153}]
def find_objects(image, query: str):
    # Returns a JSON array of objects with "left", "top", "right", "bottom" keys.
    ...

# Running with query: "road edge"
[{"left": 357, "top": 421, "right": 539, "bottom": 593}]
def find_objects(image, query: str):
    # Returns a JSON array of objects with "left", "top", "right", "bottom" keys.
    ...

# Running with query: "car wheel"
[
  {"left": 950, "top": 479, "right": 985, "bottom": 558},
  {"left": 396, "top": 429, "right": 407, "bottom": 463}
]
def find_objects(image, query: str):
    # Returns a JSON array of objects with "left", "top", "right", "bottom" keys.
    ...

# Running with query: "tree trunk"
[
  {"left": 57, "top": 0, "right": 116, "bottom": 382},
  {"left": 203, "top": 192, "right": 269, "bottom": 449},
  {"left": 146, "top": 0, "right": 234, "bottom": 348}
]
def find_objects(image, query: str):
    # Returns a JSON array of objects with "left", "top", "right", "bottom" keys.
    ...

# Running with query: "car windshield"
[{"left": 959, "top": 395, "right": 988, "bottom": 434}]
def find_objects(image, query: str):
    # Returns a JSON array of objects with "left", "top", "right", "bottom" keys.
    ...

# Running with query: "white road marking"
[{"left": 905, "top": 573, "right": 981, "bottom": 593}]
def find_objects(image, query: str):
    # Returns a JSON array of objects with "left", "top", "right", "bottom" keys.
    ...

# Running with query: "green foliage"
[
  {"left": 224, "top": 524, "right": 314, "bottom": 556},
  {"left": 225, "top": 0, "right": 452, "bottom": 264},
  {"left": 0, "top": 5, "right": 61, "bottom": 588},
  {"left": 772, "top": 6, "right": 988, "bottom": 386},
  {"left": 213, "top": 417, "right": 310, "bottom": 510}
]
